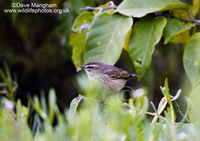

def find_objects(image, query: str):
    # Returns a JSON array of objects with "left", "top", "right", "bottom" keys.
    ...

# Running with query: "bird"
[{"left": 80, "top": 61, "right": 142, "bottom": 94}]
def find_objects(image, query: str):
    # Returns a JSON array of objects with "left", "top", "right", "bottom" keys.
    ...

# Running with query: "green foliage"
[
  {"left": 0, "top": 99, "right": 33, "bottom": 141},
  {"left": 190, "top": 0, "right": 200, "bottom": 17},
  {"left": 188, "top": 84, "right": 200, "bottom": 123},
  {"left": 184, "top": 33, "right": 200, "bottom": 122},
  {"left": 128, "top": 16, "right": 167, "bottom": 74},
  {"left": 183, "top": 33, "right": 200, "bottom": 87},
  {"left": 1, "top": 68, "right": 200, "bottom": 140},
  {"left": 183, "top": 33, "right": 200, "bottom": 123},
  {"left": 2, "top": 0, "right": 200, "bottom": 140},
  {"left": 0, "top": 62, "right": 17, "bottom": 102},
  {"left": 84, "top": 10, "right": 133, "bottom": 65},
  {"left": 69, "top": 0, "right": 200, "bottom": 77},
  {"left": 69, "top": 0, "right": 200, "bottom": 125},
  {"left": 116, "top": 0, "right": 189, "bottom": 17},
  {"left": 163, "top": 18, "right": 194, "bottom": 44},
  {"left": 71, "top": 12, "right": 94, "bottom": 32},
  {"left": 70, "top": 31, "right": 87, "bottom": 69},
  {"left": 68, "top": 95, "right": 83, "bottom": 117}
]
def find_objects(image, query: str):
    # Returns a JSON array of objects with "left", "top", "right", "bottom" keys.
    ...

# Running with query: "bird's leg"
[{"left": 100, "top": 94, "right": 109, "bottom": 104}]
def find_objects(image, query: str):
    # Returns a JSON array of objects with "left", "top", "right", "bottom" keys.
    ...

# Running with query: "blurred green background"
[{"left": 0, "top": 0, "right": 195, "bottom": 117}]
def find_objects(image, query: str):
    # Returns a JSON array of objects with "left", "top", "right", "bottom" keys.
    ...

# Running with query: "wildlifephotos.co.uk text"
[{"left": 4, "top": 2, "right": 70, "bottom": 14}]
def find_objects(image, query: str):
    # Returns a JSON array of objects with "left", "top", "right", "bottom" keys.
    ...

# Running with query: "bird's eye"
[{"left": 86, "top": 66, "right": 93, "bottom": 69}]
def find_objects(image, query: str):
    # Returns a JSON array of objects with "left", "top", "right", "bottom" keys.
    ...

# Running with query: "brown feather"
[
  {"left": 99, "top": 64, "right": 131, "bottom": 80},
  {"left": 83, "top": 60, "right": 142, "bottom": 80}
]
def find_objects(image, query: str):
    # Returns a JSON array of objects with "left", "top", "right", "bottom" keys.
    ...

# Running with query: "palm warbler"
[{"left": 80, "top": 61, "right": 142, "bottom": 94}]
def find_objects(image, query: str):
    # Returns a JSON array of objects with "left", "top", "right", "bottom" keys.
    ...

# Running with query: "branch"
[
  {"left": 81, "top": 95, "right": 109, "bottom": 105},
  {"left": 80, "top": 1, "right": 117, "bottom": 15},
  {"left": 81, "top": 1, "right": 200, "bottom": 26},
  {"left": 79, "top": 23, "right": 90, "bottom": 33},
  {"left": 179, "top": 10, "right": 200, "bottom": 25},
  {"left": 155, "top": 10, "right": 200, "bottom": 25},
  {"left": 174, "top": 100, "right": 190, "bottom": 122}
]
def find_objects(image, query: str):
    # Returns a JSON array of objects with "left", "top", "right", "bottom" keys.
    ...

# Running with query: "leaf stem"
[
  {"left": 173, "top": 99, "right": 190, "bottom": 122},
  {"left": 80, "top": 1, "right": 117, "bottom": 15}
]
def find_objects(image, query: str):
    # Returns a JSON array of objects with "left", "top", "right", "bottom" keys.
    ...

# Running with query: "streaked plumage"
[{"left": 80, "top": 61, "right": 142, "bottom": 93}]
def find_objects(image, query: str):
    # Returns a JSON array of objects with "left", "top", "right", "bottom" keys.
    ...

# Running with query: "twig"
[
  {"left": 79, "top": 23, "right": 90, "bottom": 33},
  {"left": 80, "top": 1, "right": 117, "bottom": 15},
  {"left": 169, "top": 94, "right": 190, "bottom": 122},
  {"left": 179, "top": 10, "right": 200, "bottom": 25},
  {"left": 81, "top": 1, "right": 200, "bottom": 25},
  {"left": 155, "top": 10, "right": 200, "bottom": 25},
  {"left": 176, "top": 98, "right": 191, "bottom": 127},
  {"left": 174, "top": 100, "right": 190, "bottom": 122},
  {"left": 81, "top": 95, "right": 108, "bottom": 105}
]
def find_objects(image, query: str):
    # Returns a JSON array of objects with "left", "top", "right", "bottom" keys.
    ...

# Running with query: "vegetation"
[
  {"left": 1, "top": 0, "right": 200, "bottom": 140},
  {"left": 0, "top": 62, "right": 200, "bottom": 140}
]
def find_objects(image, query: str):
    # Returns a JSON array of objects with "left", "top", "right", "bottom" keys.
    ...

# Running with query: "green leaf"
[
  {"left": 163, "top": 18, "right": 194, "bottom": 44},
  {"left": 0, "top": 66, "right": 16, "bottom": 99},
  {"left": 190, "top": 0, "right": 200, "bottom": 18},
  {"left": 69, "top": 95, "right": 83, "bottom": 117},
  {"left": 164, "top": 78, "right": 171, "bottom": 105},
  {"left": 164, "top": 78, "right": 176, "bottom": 121},
  {"left": 116, "top": 0, "right": 189, "bottom": 17},
  {"left": 84, "top": 10, "right": 133, "bottom": 65},
  {"left": 16, "top": 100, "right": 33, "bottom": 141},
  {"left": 175, "top": 123, "right": 194, "bottom": 133},
  {"left": 170, "top": 29, "right": 192, "bottom": 45},
  {"left": 31, "top": 114, "right": 44, "bottom": 135},
  {"left": 28, "top": 95, "right": 47, "bottom": 120},
  {"left": 157, "top": 97, "right": 167, "bottom": 115},
  {"left": 169, "top": 10, "right": 193, "bottom": 45},
  {"left": 70, "top": 12, "right": 94, "bottom": 69},
  {"left": 49, "top": 88, "right": 56, "bottom": 124},
  {"left": 188, "top": 84, "right": 200, "bottom": 123},
  {"left": 70, "top": 31, "right": 87, "bottom": 69},
  {"left": 151, "top": 97, "right": 167, "bottom": 124},
  {"left": 183, "top": 33, "right": 200, "bottom": 86},
  {"left": 171, "top": 9, "right": 190, "bottom": 19},
  {"left": 171, "top": 89, "right": 181, "bottom": 101},
  {"left": 123, "top": 28, "right": 132, "bottom": 52},
  {"left": 3, "top": 62, "right": 12, "bottom": 83},
  {"left": 40, "top": 92, "right": 48, "bottom": 119},
  {"left": 92, "top": 2, "right": 113, "bottom": 15},
  {"left": 16, "top": 99, "right": 23, "bottom": 120},
  {"left": 0, "top": 69, "right": 12, "bottom": 93},
  {"left": 128, "top": 16, "right": 167, "bottom": 75},
  {"left": 71, "top": 12, "right": 94, "bottom": 32}
]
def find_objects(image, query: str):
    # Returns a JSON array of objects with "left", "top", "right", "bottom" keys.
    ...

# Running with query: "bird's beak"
[
  {"left": 76, "top": 65, "right": 85, "bottom": 72},
  {"left": 79, "top": 66, "right": 85, "bottom": 69},
  {"left": 131, "top": 74, "right": 143, "bottom": 77}
]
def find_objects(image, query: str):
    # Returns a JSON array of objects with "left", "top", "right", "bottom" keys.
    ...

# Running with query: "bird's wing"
[
  {"left": 119, "top": 70, "right": 132, "bottom": 80},
  {"left": 103, "top": 67, "right": 131, "bottom": 80}
]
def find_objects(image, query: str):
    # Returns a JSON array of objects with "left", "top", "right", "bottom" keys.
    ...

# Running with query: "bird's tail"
[{"left": 131, "top": 74, "right": 143, "bottom": 77}]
